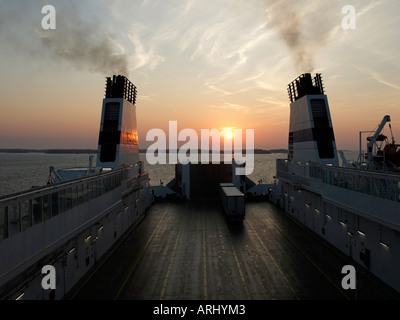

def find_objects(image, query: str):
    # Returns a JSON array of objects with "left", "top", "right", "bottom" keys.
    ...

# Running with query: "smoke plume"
[
  {"left": 266, "top": 0, "right": 337, "bottom": 73},
  {"left": 38, "top": 8, "right": 129, "bottom": 77}
]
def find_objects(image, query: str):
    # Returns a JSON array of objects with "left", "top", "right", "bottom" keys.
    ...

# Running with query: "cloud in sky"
[
  {"left": 0, "top": 1, "right": 132, "bottom": 76},
  {"left": 1, "top": 0, "right": 391, "bottom": 91},
  {"left": 0, "top": 0, "right": 399, "bottom": 149},
  {"left": 111, "top": 0, "right": 345, "bottom": 97},
  {"left": 265, "top": 0, "right": 340, "bottom": 73},
  {"left": 127, "top": 25, "right": 165, "bottom": 71}
]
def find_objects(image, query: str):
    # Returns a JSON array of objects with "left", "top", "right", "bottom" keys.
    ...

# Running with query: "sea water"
[{"left": 0, "top": 151, "right": 358, "bottom": 197}]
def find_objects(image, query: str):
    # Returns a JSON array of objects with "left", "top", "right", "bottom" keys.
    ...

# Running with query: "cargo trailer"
[{"left": 220, "top": 186, "right": 245, "bottom": 221}]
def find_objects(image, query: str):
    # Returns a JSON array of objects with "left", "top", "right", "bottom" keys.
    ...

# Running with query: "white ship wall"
[
  {"left": 279, "top": 181, "right": 400, "bottom": 293},
  {"left": 0, "top": 177, "right": 153, "bottom": 300}
]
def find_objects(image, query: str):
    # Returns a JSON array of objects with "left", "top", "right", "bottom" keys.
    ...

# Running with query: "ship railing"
[
  {"left": 276, "top": 158, "right": 400, "bottom": 203},
  {"left": 134, "top": 172, "right": 150, "bottom": 186},
  {"left": 122, "top": 172, "right": 150, "bottom": 199},
  {"left": 309, "top": 162, "right": 400, "bottom": 203},
  {"left": 0, "top": 166, "right": 134, "bottom": 242}
]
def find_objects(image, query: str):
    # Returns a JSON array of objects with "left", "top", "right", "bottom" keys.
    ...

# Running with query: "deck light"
[{"left": 380, "top": 241, "right": 390, "bottom": 248}]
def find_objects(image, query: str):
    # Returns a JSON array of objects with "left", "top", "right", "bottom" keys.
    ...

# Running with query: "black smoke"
[
  {"left": 266, "top": 0, "right": 338, "bottom": 73},
  {"left": 38, "top": 7, "right": 129, "bottom": 76}
]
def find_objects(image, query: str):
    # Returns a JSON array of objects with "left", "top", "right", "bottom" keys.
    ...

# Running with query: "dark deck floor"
[{"left": 71, "top": 200, "right": 400, "bottom": 300}]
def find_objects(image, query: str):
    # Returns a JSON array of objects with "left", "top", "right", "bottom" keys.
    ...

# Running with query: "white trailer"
[{"left": 220, "top": 186, "right": 245, "bottom": 222}]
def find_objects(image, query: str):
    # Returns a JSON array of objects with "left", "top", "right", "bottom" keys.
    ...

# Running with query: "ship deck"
[{"left": 70, "top": 200, "right": 400, "bottom": 300}]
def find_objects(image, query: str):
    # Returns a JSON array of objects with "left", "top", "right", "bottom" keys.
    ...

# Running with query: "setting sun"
[{"left": 223, "top": 127, "right": 234, "bottom": 140}]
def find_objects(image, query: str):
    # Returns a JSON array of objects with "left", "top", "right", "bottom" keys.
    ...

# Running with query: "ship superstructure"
[
  {"left": 0, "top": 75, "right": 153, "bottom": 300},
  {"left": 287, "top": 73, "right": 338, "bottom": 166},
  {"left": 271, "top": 73, "right": 400, "bottom": 293}
]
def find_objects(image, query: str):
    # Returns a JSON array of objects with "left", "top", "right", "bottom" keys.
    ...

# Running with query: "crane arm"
[{"left": 367, "top": 115, "right": 391, "bottom": 161}]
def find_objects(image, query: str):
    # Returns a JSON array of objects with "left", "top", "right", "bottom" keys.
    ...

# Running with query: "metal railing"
[
  {"left": 0, "top": 166, "right": 135, "bottom": 242},
  {"left": 276, "top": 158, "right": 400, "bottom": 202}
]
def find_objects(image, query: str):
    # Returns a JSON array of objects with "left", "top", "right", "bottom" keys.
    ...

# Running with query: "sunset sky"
[{"left": 0, "top": 0, "right": 399, "bottom": 151}]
